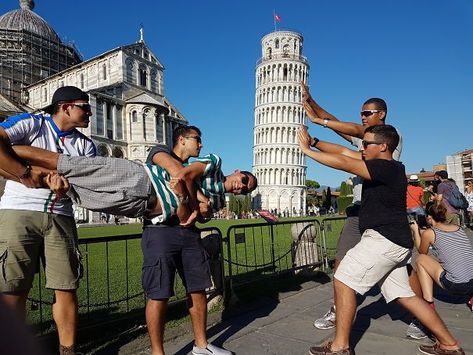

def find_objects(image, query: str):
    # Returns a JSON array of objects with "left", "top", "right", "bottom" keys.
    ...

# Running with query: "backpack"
[{"left": 445, "top": 182, "right": 468, "bottom": 210}]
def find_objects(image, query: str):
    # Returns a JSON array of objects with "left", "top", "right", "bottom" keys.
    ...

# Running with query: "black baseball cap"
[{"left": 42, "top": 86, "right": 89, "bottom": 114}]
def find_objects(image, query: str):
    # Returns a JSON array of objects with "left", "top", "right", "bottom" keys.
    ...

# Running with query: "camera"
[{"left": 408, "top": 213, "right": 428, "bottom": 229}]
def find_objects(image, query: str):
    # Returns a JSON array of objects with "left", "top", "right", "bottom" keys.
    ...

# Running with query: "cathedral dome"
[{"left": 0, "top": 0, "right": 61, "bottom": 42}]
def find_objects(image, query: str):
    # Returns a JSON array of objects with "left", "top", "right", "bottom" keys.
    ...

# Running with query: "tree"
[
  {"left": 306, "top": 179, "right": 320, "bottom": 190},
  {"left": 323, "top": 187, "right": 332, "bottom": 210}
]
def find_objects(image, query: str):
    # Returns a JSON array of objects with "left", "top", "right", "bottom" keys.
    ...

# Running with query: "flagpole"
[{"left": 273, "top": 10, "right": 276, "bottom": 31}]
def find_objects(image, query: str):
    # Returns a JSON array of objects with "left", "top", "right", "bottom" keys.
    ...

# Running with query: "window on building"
[
  {"left": 115, "top": 106, "right": 123, "bottom": 140},
  {"left": 80, "top": 73, "right": 85, "bottom": 89},
  {"left": 131, "top": 110, "right": 138, "bottom": 123},
  {"left": 275, "top": 39, "right": 279, "bottom": 49},
  {"left": 106, "top": 103, "right": 113, "bottom": 139},
  {"left": 139, "top": 68, "right": 147, "bottom": 87},
  {"left": 102, "top": 64, "right": 107, "bottom": 80}
]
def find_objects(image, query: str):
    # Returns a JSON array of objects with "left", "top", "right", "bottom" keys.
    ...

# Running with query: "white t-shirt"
[
  {"left": 0, "top": 113, "right": 96, "bottom": 216},
  {"left": 351, "top": 129, "right": 403, "bottom": 204}
]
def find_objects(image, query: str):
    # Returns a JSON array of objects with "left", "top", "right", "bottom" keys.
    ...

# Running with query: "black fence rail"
[
  {"left": 26, "top": 219, "right": 344, "bottom": 334},
  {"left": 27, "top": 227, "right": 222, "bottom": 335},
  {"left": 320, "top": 216, "right": 348, "bottom": 267},
  {"left": 224, "top": 218, "right": 325, "bottom": 290}
]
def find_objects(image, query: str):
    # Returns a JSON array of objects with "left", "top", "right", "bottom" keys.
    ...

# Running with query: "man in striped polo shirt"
[{"left": 0, "top": 86, "right": 95, "bottom": 355}]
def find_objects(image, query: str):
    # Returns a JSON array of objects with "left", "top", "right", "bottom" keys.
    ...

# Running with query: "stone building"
[
  {"left": 25, "top": 36, "right": 185, "bottom": 163},
  {"left": 446, "top": 148, "right": 473, "bottom": 191},
  {"left": 252, "top": 30, "right": 309, "bottom": 216},
  {"left": 0, "top": 1, "right": 187, "bottom": 221}
]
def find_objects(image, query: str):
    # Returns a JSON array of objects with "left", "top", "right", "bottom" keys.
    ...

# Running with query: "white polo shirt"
[{"left": 0, "top": 113, "right": 96, "bottom": 216}]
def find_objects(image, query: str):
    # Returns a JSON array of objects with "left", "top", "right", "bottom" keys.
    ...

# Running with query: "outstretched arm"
[
  {"left": 298, "top": 127, "right": 370, "bottom": 179},
  {"left": 309, "top": 135, "right": 361, "bottom": 159},
  {"left": 302, "top": 82, "right": 366, "bottom": 141}
]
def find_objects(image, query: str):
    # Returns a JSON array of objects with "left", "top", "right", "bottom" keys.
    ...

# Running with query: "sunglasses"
[
  {"left": 360, "top": 110, "right": 384, "bottom": 117},
  {"left": 361, "top": 140, "right": 383, "bottom": 149},
  {"left": 70, "top": 103, "right": 92, "bottom": 112},
  {"left": 184, "top": 135, "right": 202, "bottom": 144}
]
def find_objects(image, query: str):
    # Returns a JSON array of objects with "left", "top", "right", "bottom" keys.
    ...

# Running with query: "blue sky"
[{"left": 2, "top": 0, "right": 472, "bottom": 186}]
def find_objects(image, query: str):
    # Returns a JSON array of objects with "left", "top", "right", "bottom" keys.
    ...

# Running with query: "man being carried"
[
  {"left": 9, "top": 145, "right": 257, "bottom": 226},
  {"left": 299, "top": 125, "right": 464, "bottom": 355}
]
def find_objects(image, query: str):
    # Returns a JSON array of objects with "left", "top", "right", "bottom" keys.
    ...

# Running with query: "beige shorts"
[
  {"left": 0, "top": 210, "right": 82, "bottom": 292},
  {"left": 334, "top": 229, "right": 415, "bottom": 303}
]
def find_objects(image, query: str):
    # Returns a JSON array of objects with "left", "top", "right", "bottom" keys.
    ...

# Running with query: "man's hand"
[
  {"left": 169, "top": 177, "right": 189, "bottom": 204},
  {"left": 298, "top": 127, "right": 312, "bottom": 153},
  {"left": 20, "top": 166, "right": 48, "bottom": 188},
  {"left": 301, "top": 82, "right": 320, "bottom": 123},
  {"left": 43, "top": 172, "right": 70, "bottom": 198}
]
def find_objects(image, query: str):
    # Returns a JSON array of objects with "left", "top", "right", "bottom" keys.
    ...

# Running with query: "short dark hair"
[
  {"left": 363, "top": 98, "right": 387, "bottom": 112},
  {"left": 434, "top": 170, "right": 448, "bottom": 180},
  {"left": 425, "top": 201, "right": 447, "bottom": 222},
  {"left": 241, "top": 171, "right": 258, "bottom": 193},
  {"left": 364, "top": 124, "right": 399, "bottom": 153},
  {"left": 172, "top": 125, "right": 202, "bottom": 147}
]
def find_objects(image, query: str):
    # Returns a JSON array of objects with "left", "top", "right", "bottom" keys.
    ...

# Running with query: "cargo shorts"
[{"left": 0, "top": 210, "right": 82, "bottom": 292}]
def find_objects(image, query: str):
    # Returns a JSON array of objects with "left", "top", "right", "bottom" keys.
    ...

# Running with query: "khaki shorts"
[
  {"left": 0, "top": 210, "right": 82, "bottom": 292},
  {"left": 334, "top": 229, "right": 415, "bottom": 303}
]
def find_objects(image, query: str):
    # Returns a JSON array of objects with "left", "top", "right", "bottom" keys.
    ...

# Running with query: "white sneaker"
[
  {"left": 313, "top": 305, "right": 336, "bottom": 330},
  {"left": 406, "top": 319, "right": 428, "bottom": 340},
  {"left": 192, "top": 343, "right": 232, "bottom": 355}
]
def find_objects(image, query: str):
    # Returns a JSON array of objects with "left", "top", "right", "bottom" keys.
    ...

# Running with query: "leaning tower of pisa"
[{"left": 252, "top": 31, "right": 309, "bottom": 216}]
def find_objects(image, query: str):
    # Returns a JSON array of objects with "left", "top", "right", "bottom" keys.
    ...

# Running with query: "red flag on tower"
[{"left": 274, "top": 14, "right": 281, "bottom": 22}]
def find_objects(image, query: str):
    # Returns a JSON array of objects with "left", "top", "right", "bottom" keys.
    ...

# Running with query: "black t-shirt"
[
  {"left": 145, "top": 144, "right": 184, "bottom": 165},
  {"left": 359, "top": 159, "right": 413, "bottom": 248}
]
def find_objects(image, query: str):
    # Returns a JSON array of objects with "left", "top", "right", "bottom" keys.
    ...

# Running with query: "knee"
[
  {"left": 54, "top": 290, "right": 78, "bottom": 305},
  {"left": 416, "top": 254, "right": 428, "bottom": 269}
]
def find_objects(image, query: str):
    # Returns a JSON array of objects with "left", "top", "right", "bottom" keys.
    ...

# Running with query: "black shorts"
[
  {"left": 141, "top": 225, "right": 211, "bottom": 299},
  {"left": 439, "top": 271, "right": 473, "bottom": 296}
]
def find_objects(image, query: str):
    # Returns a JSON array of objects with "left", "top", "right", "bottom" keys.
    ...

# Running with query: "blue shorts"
[
  {"left": 439, "top": 271, "right": 473, "bottom": 296},
  {"left": 141, "top": 225, "right": 211, "bottom": 299}
]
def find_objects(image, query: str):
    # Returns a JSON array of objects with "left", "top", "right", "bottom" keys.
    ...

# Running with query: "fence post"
[{"left": 269, "top": 224, "right": 276, "bottom": 271}]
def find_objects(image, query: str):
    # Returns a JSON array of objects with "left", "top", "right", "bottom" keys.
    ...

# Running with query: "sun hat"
[{"left": 409, "top": 174, "right": 419, "bottom": 182}]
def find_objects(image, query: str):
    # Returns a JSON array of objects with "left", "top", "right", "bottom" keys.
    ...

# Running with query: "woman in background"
[{"left": 411, "top": 200, "right": 473, "bottom": 311}]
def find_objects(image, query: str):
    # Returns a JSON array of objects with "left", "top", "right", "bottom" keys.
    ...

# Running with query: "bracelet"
[
  {"left": 323, "top": 118, "right": 330, "bottom": 128},
  {"left": 18, "top": 163, "right": 32, "bottom": 180},
  {"left": 310, "top": 137, "right": 319, "bottom": 148}
]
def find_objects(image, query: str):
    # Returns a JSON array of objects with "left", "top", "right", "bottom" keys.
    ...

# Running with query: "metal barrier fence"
[
  {"left": 27, "top": 227, "right": 222, "bottom": 335},
  {"left": 26, "top": 218, "right": 345, "bottom": 334},
  {"left": 224, "top": 218, "right": 325, "bottom": 290},
  {"left": 320, "top": 216, "right": 349, "bottom": 267}
]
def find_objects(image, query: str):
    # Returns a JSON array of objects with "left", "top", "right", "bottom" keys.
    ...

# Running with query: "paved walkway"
[{"left": 113, "top": 277, "right": 473, "bottom": 355}]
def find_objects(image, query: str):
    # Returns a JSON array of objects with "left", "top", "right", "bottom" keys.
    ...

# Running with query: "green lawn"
[{"left": 28, "top": 216, "right": 346, "bottom": 334}]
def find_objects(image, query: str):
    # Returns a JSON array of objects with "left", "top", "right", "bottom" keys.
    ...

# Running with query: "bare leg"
[
  {"left": 398, "top": 296, "right": 460, "bottom": 350},
  {"left": 407, "top": 266, "right": 423, "bottom": 298},
  {"left": 146, "top": 299, "right": 168, "bottom": 355},
  {"left": 188, "top": 291, "right": 208, "bottom": 348},
  {"left": 53, "top": 290, "right": 78, "bottom": 349},
  {"left": 1, "top": 291, "right": 28, "bottom": 321},
  {"left": 331, "top": 278, "right": 356, "bottom": 351},
  {"left": 12, "top": 145, "right": 60, "bottom": 170},
  {"left": 416, "top": 254, "right": 445, "bottom": 302}
]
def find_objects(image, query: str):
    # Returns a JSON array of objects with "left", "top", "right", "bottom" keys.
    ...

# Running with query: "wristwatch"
[
  {"left": 323, "top": 118, "right": 330, "bottom": 128},
  {"left": 310, "top": 137, "right": 319, "bottom": 148}
]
